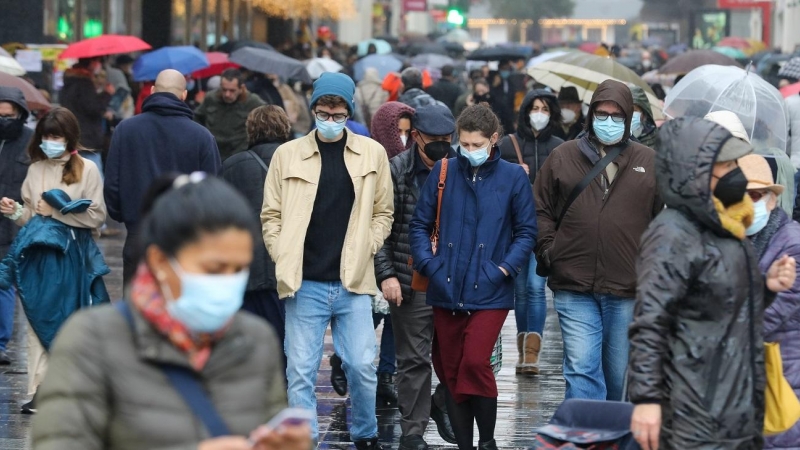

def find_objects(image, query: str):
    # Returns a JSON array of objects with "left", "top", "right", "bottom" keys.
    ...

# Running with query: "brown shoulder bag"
[{"left": 410, "top": 158, "right": 448, "bottom": 292}]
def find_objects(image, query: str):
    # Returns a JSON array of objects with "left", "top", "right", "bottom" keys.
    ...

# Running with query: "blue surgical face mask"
[
  {"left": 463, "top": 146, "right": 490, "bottom": 167},
  {"left": 163, "top": 259, "right": 249, "bottom": 333},
  {"left": 592, "top": 116, "right": 626, "bottom": 145},
  {"left": 40, "top": 140, "right": 67, "bottom": 159},
  {"left": 631, "top": 111, "right": 643, "bottom": 138},
  {"left": 499, "top": 70, "right": 511, "bottom": 80},
  {"left": 316, "top": 118, "right": 347, "bottom": 140},
  {"left": 746, "top": 198, "right": 770, "bottom": 236}
]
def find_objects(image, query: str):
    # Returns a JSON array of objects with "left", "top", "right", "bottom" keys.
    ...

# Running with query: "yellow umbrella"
[{"left": 253, "top": 0, "right": 355, "bottom": 19}]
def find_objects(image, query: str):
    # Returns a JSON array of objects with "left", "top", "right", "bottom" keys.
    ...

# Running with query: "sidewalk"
[{"left": 0, "top": 233, "right": 565, "bottom": 449}]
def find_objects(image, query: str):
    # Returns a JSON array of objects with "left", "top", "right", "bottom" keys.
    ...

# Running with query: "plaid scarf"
[{"left": 129, "top": 264, "right": 226, "bottom": 371}]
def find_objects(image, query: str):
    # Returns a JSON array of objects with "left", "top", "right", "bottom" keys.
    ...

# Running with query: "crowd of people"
[{"left": 0, "top": 39, "right": 799, "bottom": 450}]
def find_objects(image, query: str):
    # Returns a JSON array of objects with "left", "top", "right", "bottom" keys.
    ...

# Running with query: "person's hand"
[
  {"left": 197, "top": 436, "right": 253, "bottom": 450},
  {"left": 250, "top": 424, "right": 312, "bottom": 450},
  {"left": 767, "top": 255, "right": 797, "bottom": 293},
  {"left": 499, "top": 266, "right": 509, "bottom": 277},
  {"left": 35, "top": 199, "right": 53, "bottom": 217},
  {"left": 0, "top": 198, "right": 15, "bottom": 215},
  {"left": 103, "top": 110, "right": 115, "bottom": 121},
  {"left": 104, "top": 83, "right": 116, "bottom": 96},
  {"left": 467, "top": 95, "right": 476, "bottom": 106},
  {"left": 520, "top": 163, "right": 530, "bottom": 175},
  {"left": 381, "top": 277, "right": 403, "bottom": 306},
  {"left": 630, "top": 403, "right": 661, "bottom": 450}
]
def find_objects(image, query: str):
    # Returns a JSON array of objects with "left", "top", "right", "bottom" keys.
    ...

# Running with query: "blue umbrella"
[
  {"left": 354, "top": 54, "right": 403, "bottom": 82},
  {"left": 357, "top": 39, "right": 392, "bottom": 57},
  {"left": 133, "top": 46, "right": 210, "bottom": 81}
]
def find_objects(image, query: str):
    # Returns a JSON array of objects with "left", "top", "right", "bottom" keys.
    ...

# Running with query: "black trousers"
[{"left": 242, "top": 289, "right": 287, "bottom": 374}]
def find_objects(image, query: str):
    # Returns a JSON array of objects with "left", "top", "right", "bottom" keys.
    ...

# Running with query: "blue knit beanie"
[{"left": 310, "top": 72, "right": 356, "bottom": 116}]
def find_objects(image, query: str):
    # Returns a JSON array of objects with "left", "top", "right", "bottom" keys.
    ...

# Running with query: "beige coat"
[
  {"left": 16, "top": 154, "right": 106, "bottom": 230},
  {"left": 261, "top": 130, "right": 394, "bottom": 298},
  {"left": 32, "top": 302, "right": 287, "bottom": 450}
]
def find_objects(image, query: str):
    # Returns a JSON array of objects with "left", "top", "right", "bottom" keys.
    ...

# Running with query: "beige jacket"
[
  {"left": 261, "top": 130, "right": 394, "bottom": 298},
  {"left": 16, "top": 154, "right": 106, "bottom": 230}
]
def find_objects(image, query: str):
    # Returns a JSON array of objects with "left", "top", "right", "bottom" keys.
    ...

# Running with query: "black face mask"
[
  {"left": 474, "top": 94, "right": 491, "bottom": 103},
  {"left": 713, "top": 167, "right": 748, "bottom": 208},
  {"left": 423, "top": 140, "right": 451, "bottom": 162},
  {"left": 0, "top": 116, "right": 24, "bottom": 141}
]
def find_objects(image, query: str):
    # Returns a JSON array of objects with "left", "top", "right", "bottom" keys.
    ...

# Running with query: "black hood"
[
  {"left": 0, "top": 86, "right": 30, "bottom": 122},
  {"left": 141, "top": 92, "right": 194, "bottom": 119},
  {"left": 656, "top": 117, "right": 736, "bottom": 236},
  {"left": 516, "top": 89, "right": 561, "bottom": 141},
  {"left": 585, "top": 80, "right": 634, "bottom": 144}
]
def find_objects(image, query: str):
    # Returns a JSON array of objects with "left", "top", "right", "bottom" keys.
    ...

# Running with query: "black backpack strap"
[
  {"left": 555, "top": 146, "right": 623, "bottom": 230},
  {"left": 247, "top": 150, "right": 269, "bottom": 173},
  {"left": 114, "top": 301, "right": 231, "bottom": 437}
]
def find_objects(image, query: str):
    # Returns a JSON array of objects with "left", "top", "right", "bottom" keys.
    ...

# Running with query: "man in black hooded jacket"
[{"left": 0, "top": 86, "right": 32, "bottom": 364}]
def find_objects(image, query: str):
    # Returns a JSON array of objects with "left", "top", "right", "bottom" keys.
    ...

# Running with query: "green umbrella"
[
  {"left": 712, "top": 46, "right": 747, "bottom": 59},
  {"left": 527, "top": 52, "right": 664, "bottom": 120}
]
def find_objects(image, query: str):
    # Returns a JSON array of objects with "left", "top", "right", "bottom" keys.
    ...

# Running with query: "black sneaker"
[
  {"left": 399, "top": 434, "right": 428, "bottom": 450},
  {"left": 0, "top": 350, "right": 11, "bottom": 365},
  {"left": 353, "top": 437, "right": 384, "bottom": 450},
  {"left": 330, "top": 353, "right": 348, "bottom": 396},
  {"left": 21, "top": 400, "right": 36, "bottom": 414}
]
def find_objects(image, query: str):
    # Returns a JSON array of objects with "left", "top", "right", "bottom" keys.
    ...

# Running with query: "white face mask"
[
  {"left": 400, "top": 134, "right": 408, "bottom": 146},
  {"left": 561, "top": 109, "right": 576, "bottom": 124},
  {"left": 529, "top": 112, "right": 550, "bottom": 131}
]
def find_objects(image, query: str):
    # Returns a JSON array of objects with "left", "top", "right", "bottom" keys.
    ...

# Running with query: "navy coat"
[
  {"left": 0, "top": 214, "right": 109, "bottom": 349},
  {"left": 409, "top": 148, "right": 537, "bottom": 311}
]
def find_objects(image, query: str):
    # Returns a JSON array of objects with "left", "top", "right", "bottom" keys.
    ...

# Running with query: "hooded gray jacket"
[{"left": 628, "top": 117, "right": 767, "bottom": 449}]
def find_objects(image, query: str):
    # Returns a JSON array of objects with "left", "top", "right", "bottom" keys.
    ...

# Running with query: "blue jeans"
[
  {"left": 0, "top": 287, "right": 15, "bottom": 351},
  {"left": 285, "top": 281, "right": 378, "bottom": 441},
  {"left": 553, "top": 290, "right": 634, "bottom": 401},
  {"left": 514, "top": 254, "right": 547, "bottom": 335},
  {"left": 373, "top": 313, "right": 396, "bottom": 374}
]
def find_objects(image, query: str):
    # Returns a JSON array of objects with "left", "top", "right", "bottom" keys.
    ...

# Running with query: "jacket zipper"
[
  {"left": 446, "top": 242, "right": 453, "bottom": 283},
  {"left": 602, "top": 175, "right": 609, "bottom": 201},
  {"left": 474, "top": 244, "right": 484, "bottom": 289}
]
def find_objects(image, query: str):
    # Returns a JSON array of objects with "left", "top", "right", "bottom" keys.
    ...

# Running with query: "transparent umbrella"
[{"left": 664, "top": 64, "right": 788, "bottom": 152}]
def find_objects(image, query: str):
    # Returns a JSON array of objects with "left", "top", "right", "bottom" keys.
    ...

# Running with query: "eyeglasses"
[
  {"left": 594, "top": 112, "right": 626, "bottom": 123},
  {"left": 314, "top": 111, "right": 348, "bottom": 124},
  {"left": 748, "top": 190, "right": 770, "bottom": 202}
]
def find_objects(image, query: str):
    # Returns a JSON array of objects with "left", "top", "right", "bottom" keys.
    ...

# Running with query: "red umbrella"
[
  {"left": 191, "top": 52, "right": 239, "bottom": 79},
  {"left": 578, "top": 42, "right": 600, "bottom": 54},
  {"left": 717, "top": 36, "right": 751, "bottom": 50},
  {"left": 781, "top": 81, "right": 800, "bottom": 98},
  {"left": 59, "top": 35, "right": 151, "bottom": 60},
  {"left": 0, "top": 72, "right": 50, "bottom": 111}
]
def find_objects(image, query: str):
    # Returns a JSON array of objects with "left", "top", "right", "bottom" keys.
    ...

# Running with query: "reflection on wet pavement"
[{"left": 0, "top": 232, "right": 565, "bottom": 449}]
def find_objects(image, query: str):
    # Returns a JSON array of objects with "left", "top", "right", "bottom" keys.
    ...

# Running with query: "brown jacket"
[{"left": 533, "top": 80, "right": 663, "bottom": 298}]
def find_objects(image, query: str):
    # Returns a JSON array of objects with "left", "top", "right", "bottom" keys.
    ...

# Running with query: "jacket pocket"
[{"left": 481, "top": 260, "right": 507, "bottom": 287}]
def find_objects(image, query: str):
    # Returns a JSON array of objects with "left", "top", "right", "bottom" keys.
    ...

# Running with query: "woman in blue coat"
[{"left": 409, "top": 104, "right": 537, "bottom": 450}]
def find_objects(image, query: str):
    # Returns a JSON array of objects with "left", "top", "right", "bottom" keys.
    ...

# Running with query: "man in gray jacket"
[{"left": 0, "top": 87, "right": 33, "bottom": 365}]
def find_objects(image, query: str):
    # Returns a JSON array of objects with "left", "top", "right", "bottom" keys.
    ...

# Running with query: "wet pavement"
[{"left": 0, "top": 232, "right": 566, "bottom": 449}]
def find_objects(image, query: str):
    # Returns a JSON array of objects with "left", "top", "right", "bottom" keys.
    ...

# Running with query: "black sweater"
[{"left": 303, "top": 131, "right": 355, "bottom": 281}]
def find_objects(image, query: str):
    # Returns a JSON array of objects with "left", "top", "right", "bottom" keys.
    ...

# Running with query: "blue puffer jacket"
[
  {"left": 409, "top": 148, "right": 537, "bottom": 311},
  {"left": 0, "top": 213, "right": 110, "bottom": 350}
]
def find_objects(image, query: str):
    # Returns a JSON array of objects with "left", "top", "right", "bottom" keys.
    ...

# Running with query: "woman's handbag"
[
  {"left": 764, "top": 341, "right": 800, "bottom": 435},
  {"left": 410, "top": 158, "right": 448, "bottom": 292}
]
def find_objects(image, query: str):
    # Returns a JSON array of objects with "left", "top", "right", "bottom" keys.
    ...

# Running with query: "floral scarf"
[
  {"left": 713, "top": 195, "right": 755, "bottom": 240},
  {"left": 130, "top": 264, "right": 225, "bottom": 371}
]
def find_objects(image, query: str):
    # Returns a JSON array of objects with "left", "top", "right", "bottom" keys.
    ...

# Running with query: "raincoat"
[
  {"left": 628, "top": 117, "right": 767, "bottom": 449},
  {"left": 628, "top": 84, "right": 658, "bottom": 150}
]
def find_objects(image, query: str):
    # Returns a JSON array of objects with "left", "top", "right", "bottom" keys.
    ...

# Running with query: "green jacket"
[
  {"left": 628, "top": 84, "right": 658, "bottom": 151},
  {"left": 32, "top": 302, "right": 287, "bottom": 450},
  {"left": 195, "top": 89, "right": 265, "bottom": 160}
]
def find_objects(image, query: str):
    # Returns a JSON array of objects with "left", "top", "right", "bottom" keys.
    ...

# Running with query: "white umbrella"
[
  {"left": 305, "top": 57, "right": 343, "bottom": 79},
  {"left": 0, "top": 47, "right": 11, "bottom": 57},
  {"left": 0, "top": 55, "right": 25, "bottom": 76},
  {"left": 439, "top": 29, "right": 471, "bottom": 44},
  {"left": 526, "top": 51, "right": 569, "bottom": 69}
]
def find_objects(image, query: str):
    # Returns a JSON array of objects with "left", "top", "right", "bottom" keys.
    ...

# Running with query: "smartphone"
[{"left": 265, "top": 407, "right": 315, "bottom": 430}]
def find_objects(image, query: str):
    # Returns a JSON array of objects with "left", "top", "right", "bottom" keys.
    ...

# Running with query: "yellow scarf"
[{"left": 713, "top": 196, "right": 755, "bottom": 240}]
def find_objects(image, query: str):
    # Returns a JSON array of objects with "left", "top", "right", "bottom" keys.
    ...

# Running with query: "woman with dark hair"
[
  {"left": 370, "top": 101, "right": 415, "bottom": 159},
  {"left": 0, "top": 106, "right": 107, "bottom": 414},
  {"left": 222, "top": 105, "right": 292, "bottom": 371},
  {"left": 409, "top": 104, "right": 537, "bottom": 450},
  {"left": 498, "top": 89, "right": 563, "bottom": 376},
  {"left": 30, "top": 174, "right": 311, "bottom": 450}
]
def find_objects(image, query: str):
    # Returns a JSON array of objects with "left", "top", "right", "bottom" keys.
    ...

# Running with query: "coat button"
[{"left": 459, "top": 303, "right": 463, "bottom": 307}]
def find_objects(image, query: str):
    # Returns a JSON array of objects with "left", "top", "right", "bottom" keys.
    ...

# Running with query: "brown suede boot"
[
  {"left": 522, "top": 332, "right": 542, "bottom": 375},
  {"left": 516, "top": 332, "right": 524, "bottom": 374}
]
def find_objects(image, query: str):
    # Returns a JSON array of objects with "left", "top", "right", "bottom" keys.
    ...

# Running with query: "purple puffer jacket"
[{"left": 758, "top": 209, "right": 800, "bottom": 449}]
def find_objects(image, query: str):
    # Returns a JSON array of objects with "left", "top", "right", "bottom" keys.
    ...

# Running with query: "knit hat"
[
  {"left": 310, "top": 72, "right": 356, "bottom": 116},
  {"left": 704, "top": 110, "right": 751, "bottom": 143},
  {"left": 371, "top": 101, "right": 415, "bottom": 159}
]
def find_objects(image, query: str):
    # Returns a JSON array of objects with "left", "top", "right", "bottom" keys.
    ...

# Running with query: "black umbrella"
[
  {"left": 217, "top": 40, "right": 275, "bottom": 54},
  {"left": 404, "top": 42, "right": 449, "bottom": 56},
  {"left": 229, "top": 47, "right": 312, "bottom": 84},
  {"left": 657, "top": 49, "right": 741, "bottom": 75},
  {"left": 467, "top": 46, "right": 530, "bottom": 61}
]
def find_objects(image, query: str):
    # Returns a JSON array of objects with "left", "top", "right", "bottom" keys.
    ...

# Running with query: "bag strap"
[
  {"left": 247, "top": 150, "right": 269, "bottom": 174},
  {"left": 555, "top": 146, "right": 622, "bottom": 230},
  {"left": 430, "top": 158, "right": 448, "bottom": 251},
  {"left": 509, "top": 134, "right": 524, "bottom": 165},
  {"left": 114, "top": 301, "right": 232, "bottom": 437}
]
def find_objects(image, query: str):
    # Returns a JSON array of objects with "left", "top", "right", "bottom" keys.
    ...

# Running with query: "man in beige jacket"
[{"left": 261, "top": 72, "right": 393, "bottom": 450}]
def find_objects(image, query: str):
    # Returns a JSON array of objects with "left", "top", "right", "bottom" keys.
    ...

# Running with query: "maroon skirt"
[{"left": 431, "top": 307, "right": 508, "bottom": 403}]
